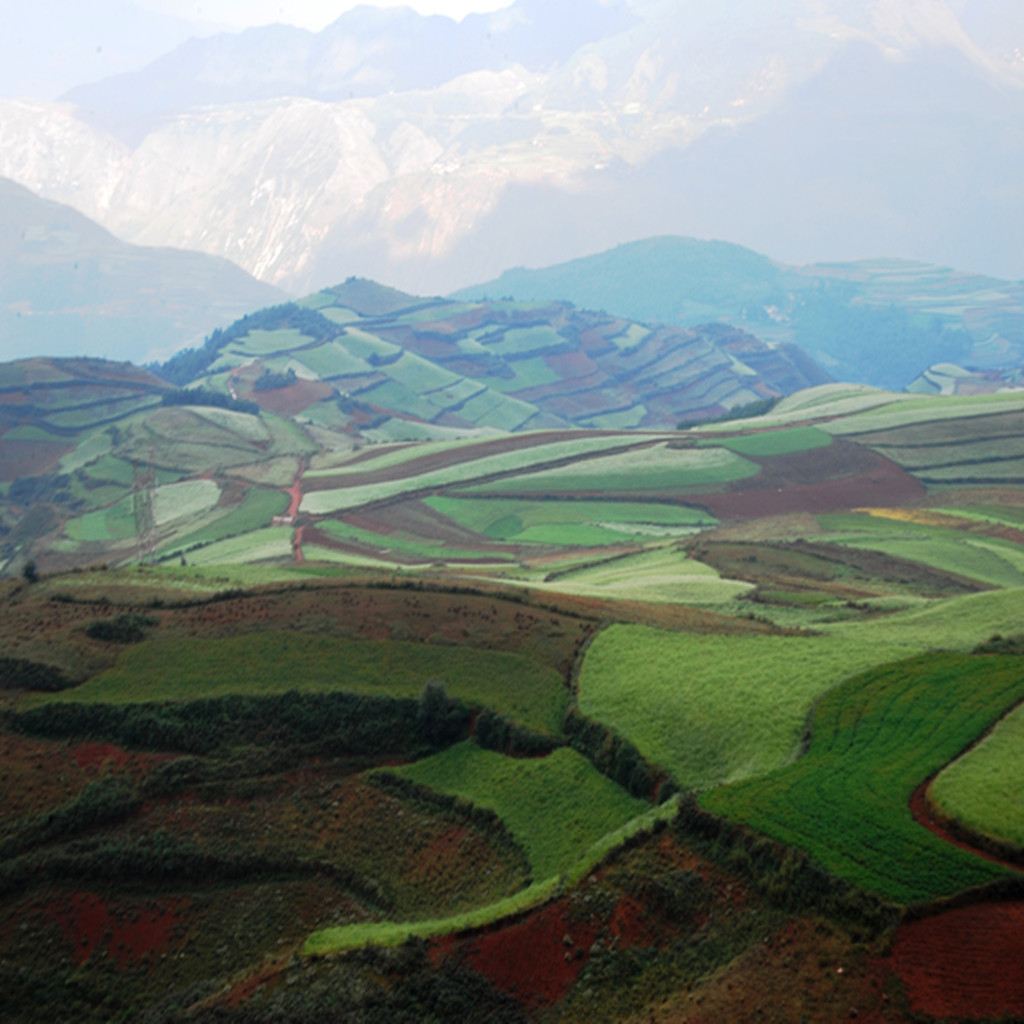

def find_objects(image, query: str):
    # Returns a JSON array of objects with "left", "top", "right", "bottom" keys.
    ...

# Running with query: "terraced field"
[{"left": 702, "top": 654, "right": 1024, "bottom": 902}]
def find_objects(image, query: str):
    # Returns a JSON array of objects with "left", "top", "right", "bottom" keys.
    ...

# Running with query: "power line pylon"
[{"left": 132, "top": 449, "right": 157, "bottom": 565}]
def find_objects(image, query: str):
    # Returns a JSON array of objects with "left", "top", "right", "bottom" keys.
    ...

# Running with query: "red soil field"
[
  {"left": 688, "top": 444, "right": 926, "bottom": 520},
  {"left": 250, "top": 379, "right": 334, "bottom": 417},
  {"left": 451, "top": 892, "right": 654, "bottom": 1009},
  {"left": 46, "top": 891, "right": 190, "bottom": 967},
  {"left": 891, "top": 902, "right": 1024, "bottom": 1019}
]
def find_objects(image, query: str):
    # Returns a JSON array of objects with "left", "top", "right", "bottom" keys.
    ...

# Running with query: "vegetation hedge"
[
  {"left": 0, "top": 656, "right": 73, "bottom": 692},
  {"left": 12, "top": 688, "right": 470, "bottom": 758}
]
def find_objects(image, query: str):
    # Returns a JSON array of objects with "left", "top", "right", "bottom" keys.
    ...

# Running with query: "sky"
[
  {"left": 2, "top": 0, "right": 516, "bottom": 100},
  {"left": 141, "top": 0, "right": 516, "bottom": 33}
]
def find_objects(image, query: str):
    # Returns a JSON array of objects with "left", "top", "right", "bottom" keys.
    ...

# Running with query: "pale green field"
[
  {"left": 577, "top": 623, "right": 921, "bottom": 790},
  {"left": 389, "top": 743, "right": 647, "bottom": 879},
  {"left": 301, "top": 435, "right": 658, "bottom": 514},
  {"left": 930, "top": 699, "right": 1024, "bottom": 848},
  {"left": 184, "top": 526, "right": 294, "bottom": 565},
  {"left": 538, "top": 547, "right": 752, "bottom": 606},
  {"left": 152, "top": 479, "right": 221, "bottom": 527},
  {"left": 293, "top": 339, "right": 370, "bottom": 378},
  {"left": 822, "top": 588, "right": 1024, "bottom": 653},
  {"left": 464, "top": 443, "right": 759, "bottom": 494},
  {"left": 425, "top": 496, "right": 715, "bottom": 538},
  {"left": 457, "top": 389, "right": 537, "bottom": 431},
  {"left": 231, "top": 328, "right": 308, "bottom": 355},
  {"left": 387, "top": 351, "right": 462, "bottom": 394}
]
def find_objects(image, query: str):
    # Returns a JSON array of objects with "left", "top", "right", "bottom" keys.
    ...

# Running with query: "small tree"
[
  {"left": 416, "top": 680, "right": 468, "bottom": 748},
  {"left": 22, "top": 560, "right": 38, "bottom": 584}
]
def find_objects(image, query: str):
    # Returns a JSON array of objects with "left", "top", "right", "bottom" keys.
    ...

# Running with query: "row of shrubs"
[{"left": 11, "top": 687, "right": 470, "bottom": 759}]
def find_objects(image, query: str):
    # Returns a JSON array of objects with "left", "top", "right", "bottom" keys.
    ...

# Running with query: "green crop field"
[
  {"left": 182, "top": 525, "right": 295, "bottom": 564},
  {"left": 162, "top": 487, "right": 290, "bottom": 554},
  {"left": 426, "top": 496, "right": 714, "bottom": 541},
  {"left": 823, "top": 587, "right": 1024, "bottom": 651},
  {"left": 578, "top": 624, "right": 917, "bottom": 790},
  {"left": 386, "top": 743, "right": 647, "bottom": 879},
  {"left": 26, "top": 633, "right": 567, "bottom": 734},
  {"left": 930, "top": 698, "right": 1024, "bottom": 848},
  {"left": 465, "top": 443, "right": 760, "bottom": 494},
  {"left": 387, "top": 352, "right": 462, "bottom": 394},
  {"left": 482, "top": 325, "right": 564, "bottom": 357},
  {"left": 702, "top": 654, "right": 1024, "bottom": 903},
  {"left": 301, "top": 435, "right": 651, "bottom": 514},
  {"left": 314, "top": 518, "right": 516, "bottom": 563},
  {"left": 231, "top": 328, "right": 309, "bottom": 355},
  {"left": 64, "top": 494, "right": 138, "bottom": 542},
  {"left": 700, "top": 426, "right": 833, "bottom": 457},
  {"left": 292, "top": 339, "right": 370, "bottom": 378},
  {"left": 539, "top": 547, "right": 753, "bottom": 605}
]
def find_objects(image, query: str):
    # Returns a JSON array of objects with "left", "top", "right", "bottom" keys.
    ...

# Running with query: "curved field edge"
[
  {"left": 380, "top": 744, "right": 649, "bottom": 879},
  {"left": 575, "top": 623, "right": 921, "bottom": 790},
  {"left": 930, "top": 696, "right": 1024, "bottom": 849},
  {"left": 701, "top": 653, "right": 1024, "bottom": 904},
  {"left": 301, "top": 797, "right": 678, "bottom": 956}
]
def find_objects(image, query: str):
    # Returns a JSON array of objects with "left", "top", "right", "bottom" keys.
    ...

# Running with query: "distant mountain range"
[
  {"left": 2, "top": 0, "right": 1023, "bottom": 296},
  {"left": 0, "top": 177, "right": 285, "bottom": 363}
]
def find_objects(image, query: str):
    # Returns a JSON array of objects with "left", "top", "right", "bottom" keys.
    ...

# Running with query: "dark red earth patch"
[
  {"left": 892, "top": 903, "right": 1024, "bottom": 1020},
  {"left": 72, "top": 743, "right": 133, "bottom": 771},
  {"left": 46, "top": 891, "right": 190, "bottom": 967},
  {"left": 454, "top": 893, "right": 655, "bottom": 1009},
  {"left": 459, "top": 899, "right": 601, "bottom": 1007}
]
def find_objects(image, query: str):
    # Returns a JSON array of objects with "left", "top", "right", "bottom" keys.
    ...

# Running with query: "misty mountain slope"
[
  {"left": 63, "top": 0, "right": 637, "bottom": 144},
  {"left": 455, "top": 235, "right": 1024, "bottom": 390},
  {"left": 0, "top": 177, "right": 286, "bottom": 363},
  {"left": 2, "top": 1, "right": 1023, "bottom": 297}
]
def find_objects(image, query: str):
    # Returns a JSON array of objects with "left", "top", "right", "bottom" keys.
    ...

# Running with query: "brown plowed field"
[
  {"left": 688, "top": 443, "right": 926, "bottom": 520},
  {"left": 892, "top": 903, "right": 1024, "bottom": 1019}
]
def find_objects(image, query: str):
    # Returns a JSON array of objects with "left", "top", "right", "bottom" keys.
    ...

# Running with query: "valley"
[{"left": 3, "top": 278, "right": 1024, "bottom": 1019}]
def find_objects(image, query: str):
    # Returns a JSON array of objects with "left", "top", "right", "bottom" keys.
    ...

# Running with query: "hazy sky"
[
  {"left": 2, "top": 1, "right": 516, "bottom": 100},
  {"left": 140, "top": 0, "right": 516, "bottom": 32}
]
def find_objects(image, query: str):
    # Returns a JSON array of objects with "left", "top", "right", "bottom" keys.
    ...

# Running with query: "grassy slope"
[
  {"left": 577, "top": 624, "right": 908, "bottom": 789},
  {"left": 702, "top": 654, "right": 1024, "bottom": 903},
  {"left": 930, "top": 697, "right": 1024, "bottom": 847},
  {"left": 385, "top": 743, "right": 647, "bottom": 879},
  {"left": 24, "top": 632, "right": 567, "bottom": 735}
]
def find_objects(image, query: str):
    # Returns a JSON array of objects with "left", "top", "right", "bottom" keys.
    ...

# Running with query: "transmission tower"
[{"left": 132, "top": 450, "right": 157, "bottom": 565}]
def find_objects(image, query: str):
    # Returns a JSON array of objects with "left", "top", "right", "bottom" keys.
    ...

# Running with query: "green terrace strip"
[
  {"left": 930, "top": 698, "right": 1024, "bottom": 848},
  {"left": 577, "top": 623, "right": 913, "bottom": 790},
  {"left": 536, "top": 547, "right": 752, "bottom": 606},
  {"left": 302, "top": 788, "right": 677, "bottom": 956},
  {"left": 383, "top": 744, "right": 649, "bottom": 879},
  {"left": 300, "top": 434, "right": 660, "bottom": 514},
  {"left": 696, "top": 425, "right": 833, "bottom": 457},
  {"left": 460, "top": 443, "right": 760, "bottom": 494},
  {"left": 701, "top": 653, "right": 1024, "bottom": 904},
  {"left": 818, "top": 513, "right": 1024, "bottom": 589},
  {"left": 313, "top": 519, "right": 516, "bottom": 563},
  {"left": 21, "top": 633, "right": 567, "bottom": 735},
  {"left": 424, "top": 496, "right": 715, "bottom": 544}
]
